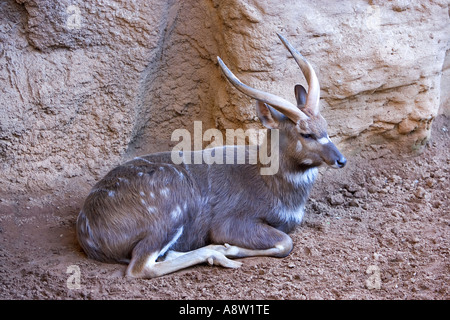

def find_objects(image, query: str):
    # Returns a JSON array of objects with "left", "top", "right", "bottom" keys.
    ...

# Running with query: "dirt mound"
[{"left": 0, "top": 115, "right": 448, "bottom": 300}]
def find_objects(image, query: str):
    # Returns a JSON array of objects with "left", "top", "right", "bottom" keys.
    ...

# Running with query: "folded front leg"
[{"left": 210, "top": 221, "right": 294, "bottom": 259}]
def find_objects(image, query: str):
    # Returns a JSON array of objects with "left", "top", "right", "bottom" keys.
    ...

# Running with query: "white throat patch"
[{"left": 286, "top": 167, "right": 318, "bottom": 187}]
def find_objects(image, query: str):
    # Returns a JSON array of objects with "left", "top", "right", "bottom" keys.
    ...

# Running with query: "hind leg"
[{"left": 126, "top": 232, "right": 242, "bottom": 279}]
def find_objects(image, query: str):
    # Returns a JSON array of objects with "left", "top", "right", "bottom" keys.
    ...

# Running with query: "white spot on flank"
[
  {"left": 318, "top": 135, "right": 331, "bottom": 145},
  {"left": 149, "top": 192, "right": 155, "bottom": 198},
  {"left": 171, "top": 205, "right": 183, "bottom": 220},
  {"left": 160, "top": 187, "right": 170, "bottom": 197},
  {"left": 108, "top": 190, "right": 115, "bottom": 197},
  {"left": 147, "top": 206, "right": 157, "bottom": 214},
  {"left": 139, "top": 191, "right": 145, "bottom": 197},
  {"left": 137, "top": 172, "right": 144, "bottom": 177},
  {"left": 140, "top": 198, "right": 146, "bottom": 206}
]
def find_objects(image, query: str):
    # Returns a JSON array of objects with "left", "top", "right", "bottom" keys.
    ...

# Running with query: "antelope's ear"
[
  {"left": 294, "top": 84, "right": 307, "bottom": 108},
  {"left": 256, "top": 100, "right": 284, "bottom": 129}
]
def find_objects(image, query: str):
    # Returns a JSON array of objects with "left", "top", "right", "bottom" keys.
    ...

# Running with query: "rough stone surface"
[
  {"left": 440, "top": 49, "right": 450, "bottom": 116},
  {"left": 0, "top": 0, "right": 449, "bottom": 203}
]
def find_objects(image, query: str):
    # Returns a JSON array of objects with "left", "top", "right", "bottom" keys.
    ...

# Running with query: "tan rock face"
[{"left": 0, "top": 0, "right": 448, "bottom": 203}]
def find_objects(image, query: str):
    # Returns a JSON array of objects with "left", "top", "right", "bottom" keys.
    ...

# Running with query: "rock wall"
[
  {"left": 441, "top": 49, "right": 450, "bottom": 116},
  {"left": 0, "top": 0, "right": 448, "bottom": 204}
]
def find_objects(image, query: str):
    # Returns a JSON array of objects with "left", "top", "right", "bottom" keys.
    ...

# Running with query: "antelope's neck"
[{"left": 262, "top": 157, "right": 318, "bottom": 209}]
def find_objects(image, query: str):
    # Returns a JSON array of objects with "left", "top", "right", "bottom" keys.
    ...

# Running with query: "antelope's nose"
[{"left": 336, "top": 157, "right": 347, "bottom": 168}]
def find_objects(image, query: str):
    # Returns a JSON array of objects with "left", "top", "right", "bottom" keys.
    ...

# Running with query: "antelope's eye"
[{"left": 301, "top": 133, "right": 315, "bottom": 139}]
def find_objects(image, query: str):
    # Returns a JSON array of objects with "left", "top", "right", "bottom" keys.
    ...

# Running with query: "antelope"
[{"left": 76, "top": 34, "right": 347, "bottom": 278}]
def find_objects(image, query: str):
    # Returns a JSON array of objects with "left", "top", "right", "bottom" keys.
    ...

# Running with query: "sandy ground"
[{"left": 0, "top": 115, "right": 448, "bottom": 300}]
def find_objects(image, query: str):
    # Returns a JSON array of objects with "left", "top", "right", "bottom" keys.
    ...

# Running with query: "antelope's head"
[{"left": 218, "top": 33, "right": 346, "bottom": 170}]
